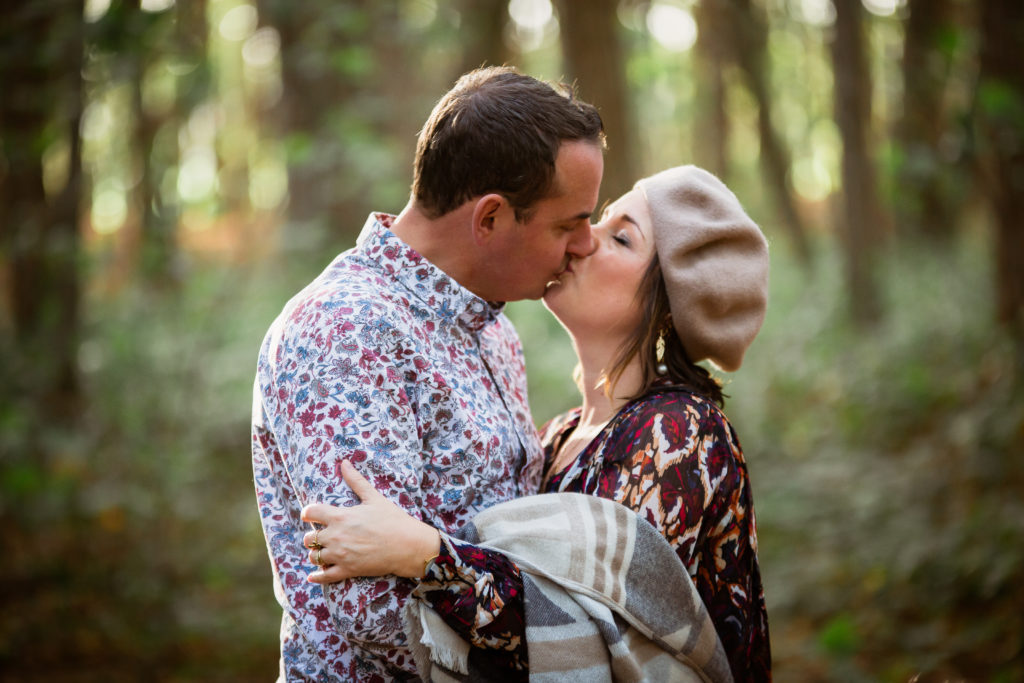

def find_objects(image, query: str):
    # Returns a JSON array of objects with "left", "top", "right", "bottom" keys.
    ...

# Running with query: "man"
[{"left": 252, "top": 66, "right": 604, "bottom": 681}]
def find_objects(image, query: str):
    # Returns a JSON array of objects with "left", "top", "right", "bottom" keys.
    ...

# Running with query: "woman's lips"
[{"left": 546, "top": 263, "right": 575, "bottom": 289}]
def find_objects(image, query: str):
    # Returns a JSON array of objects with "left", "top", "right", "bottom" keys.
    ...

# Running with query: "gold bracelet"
[{"left": 422, "top": 551, "right": 439, "bottom": 577}]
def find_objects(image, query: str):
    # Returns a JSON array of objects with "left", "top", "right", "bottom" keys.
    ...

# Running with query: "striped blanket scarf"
[{"left": 404, "top": 492, "right": 734, "bottom": 682}]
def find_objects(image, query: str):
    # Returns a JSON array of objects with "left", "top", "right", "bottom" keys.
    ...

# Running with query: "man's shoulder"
[
  {"left": 294, "top": 252, "right": 421, "bottom": 323},
  {"left": 263, "top": 253, "right": 427, "bottom": 359}
]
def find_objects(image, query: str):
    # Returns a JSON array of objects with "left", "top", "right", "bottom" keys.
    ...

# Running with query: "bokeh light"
[{"left": 646, "top": 2, "right": 698, "bottom": 52}]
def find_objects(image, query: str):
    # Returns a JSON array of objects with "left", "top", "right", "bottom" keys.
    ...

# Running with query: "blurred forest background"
[{"left": 1, "top": 0, "right": 1023, "bottom": 680}]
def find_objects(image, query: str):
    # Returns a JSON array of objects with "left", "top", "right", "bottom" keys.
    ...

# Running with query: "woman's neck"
[{"left": 571, "top": 331, "right": 643, "bottom": 429}]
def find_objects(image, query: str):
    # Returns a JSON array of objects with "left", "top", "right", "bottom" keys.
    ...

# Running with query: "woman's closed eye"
[{"left": 613, "top": 232, "right": 631, "bottom": 246}]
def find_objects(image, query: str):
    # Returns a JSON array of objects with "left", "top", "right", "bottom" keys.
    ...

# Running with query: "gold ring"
[
  {"left": 310, "top": 528, "right": 323, "bottom": 550},
  {"left": 316, "top": 548, "right": 324, "bottom": 566}
]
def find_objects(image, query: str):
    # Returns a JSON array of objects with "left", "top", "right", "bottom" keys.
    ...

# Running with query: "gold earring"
[{"left": 655, "top": 329, "right": 668, "bottom": 375}]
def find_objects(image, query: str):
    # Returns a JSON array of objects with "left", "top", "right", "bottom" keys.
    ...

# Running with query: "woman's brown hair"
[{"left": 602, "top": 256, "right": 725, "bottom": 407}]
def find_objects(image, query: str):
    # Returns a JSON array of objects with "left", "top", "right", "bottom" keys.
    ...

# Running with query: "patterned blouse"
[
  {"left": 252, "top": 213, "right": 544, "bottom": 681},
  {"left": 415, "top": 388, "right": 772, "bottom": 682}
]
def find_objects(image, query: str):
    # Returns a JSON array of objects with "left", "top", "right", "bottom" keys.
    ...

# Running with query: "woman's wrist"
[{"left": 398, "top": 521, "right": 441, "bottom": 579}]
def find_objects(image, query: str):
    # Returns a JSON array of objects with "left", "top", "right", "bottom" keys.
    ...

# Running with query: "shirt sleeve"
[
  {"left": 261, "top": 308, "right": 430, "bottom": 667},
  {"left": 412, "top": 534, "right": 529, "bottom": 679},
  {"left": 599, "top": 397, "right": 772, "bottom": 682}
]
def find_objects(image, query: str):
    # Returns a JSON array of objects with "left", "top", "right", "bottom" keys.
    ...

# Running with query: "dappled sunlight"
[
  {"left": 3, "top": 0, "right": 1023, "bottom": 679},
  {"left": 646, "top": 2, "right": 697, "bottom": 52}
]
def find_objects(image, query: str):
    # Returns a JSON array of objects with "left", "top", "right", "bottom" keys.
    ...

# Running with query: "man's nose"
[{"left": 568, "top": 224, "right": 597, "bottom": 258}]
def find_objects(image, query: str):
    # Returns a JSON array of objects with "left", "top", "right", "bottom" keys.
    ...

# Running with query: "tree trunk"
[
  {"left": 831, "top": 0, "right": 885, "bottom": 326},
  {"left": 128, "top": 0, "right": 189, "bottom": 286},
  {"left": 458, "top": 0, "right": 513, "bottom": 75},
  {"left": 693, "top": 0, "right": 730, "bottom": 180},
  {"left": 728, "top": 0, "right": 814, "bottom": 267},
  {"left": 255, "top": 0, "right": 358, "bottom": 228},
  {"left": 897, "top": 0, "right": 955, "bottom": 241},
  {"left": 255, "top": 0, "right": 410, "bottom": 238},
  {"left": 0, "top": 1, "right": 84, "bottom": 419},
  {"left": 977, "top": 0, "right": 1024, "bottom": 343},
  {"left": 555, "top": 0, "right": 637, "bottom": 202}
]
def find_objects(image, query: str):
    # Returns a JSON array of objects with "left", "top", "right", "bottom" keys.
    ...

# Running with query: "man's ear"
[{"left": 470, "top": 194, "right": 509, "bottom": 246}]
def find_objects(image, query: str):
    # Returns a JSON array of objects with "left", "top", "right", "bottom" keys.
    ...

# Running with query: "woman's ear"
[{"left": 470, "top": 194, "right": 508, "bottom": 246}]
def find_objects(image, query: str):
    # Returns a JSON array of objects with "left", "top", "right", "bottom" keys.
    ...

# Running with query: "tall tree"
[
  {"left": 457, "top": 0, "right": 513, "bottom": 75},
  {"left": 255, "top": 0, "right": 415, "bottom": 238},
  {"left": 896, "top": 0, "right": 955, "bottom": 241},
  {"left": 727, "top": 0, "right": 813, "bottom": 266},
  {"left": 976, "top": 0, "right": 1024, "bottom": 342},
  {"left": 254, "top": 0, "right": 362, "bottom": 230},
  {"left": 831, "top": 0, "right": 885, "bottom": 325},
  {"left": 693, "top": 0, "right": 731, "bottom": 180},
  {"left": 125, "top": 0, "right": 206, "bottom": 285},
  {"left": 555, "top": 0, "right": 637, "bottom": 202},
  {"left": 0, "top": 1, "right": 85, "bottom": 419}
]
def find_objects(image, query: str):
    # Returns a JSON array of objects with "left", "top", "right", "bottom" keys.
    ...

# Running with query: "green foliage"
[
  {"left": 504, "top": 300, "right": 579, "bottom": 424},
  {"left": 819, "top": 614, "right": 860, "bottom": 657},
  {"left": 727, "top": 236, "right": 1024, "bottom": 680},
  {"left": 979, "top": 79, "right": 1024, "bottom": 122},
  {"left": 3, "top": 232, "right": 1021, "bottom": 680},
  {"left": 502, "top": 235, "right": 1024, "bottom": 682},
  {"left": 4, "top": 0, "right": 1024, "bottom": 679},
  {"left": 0, "top": 255, "right": 318, "bottom": 677}
]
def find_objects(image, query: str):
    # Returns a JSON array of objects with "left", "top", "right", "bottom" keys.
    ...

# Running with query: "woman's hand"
[{"left": 301, "top": 460, "right": 440, "bottom": 584}]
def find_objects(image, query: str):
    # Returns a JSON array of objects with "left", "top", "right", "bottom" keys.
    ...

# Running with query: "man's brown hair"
[{"left": 412, "top": 66, "right": 605, "bottom": 221}]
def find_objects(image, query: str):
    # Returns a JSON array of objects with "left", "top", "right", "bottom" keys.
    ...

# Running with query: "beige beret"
[{"left": 635, "top": 166, "right": 769, "bottom": 372}]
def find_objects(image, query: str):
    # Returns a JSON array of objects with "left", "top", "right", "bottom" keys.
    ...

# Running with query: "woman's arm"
[
  {"left": 302, "top": 461, "right": 529, "bottom": 678},
  {"left": 414, "top": 534, "right": 528, "bottom": 676}
]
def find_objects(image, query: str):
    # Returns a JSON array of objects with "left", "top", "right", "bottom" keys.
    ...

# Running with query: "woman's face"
[{"left": 543, "top": 188, "right": 655, "bottom": 341}]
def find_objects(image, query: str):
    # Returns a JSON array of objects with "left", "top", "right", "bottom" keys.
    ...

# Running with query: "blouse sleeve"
[
  {"left": 599, "top": 396, "right": 772, "bottom": 682},
  {"left": 405, "top": 409, "right": 579, "bottom": 679},
  {"left": 411, "top": 533, "right": 528, "bottom": 680}
]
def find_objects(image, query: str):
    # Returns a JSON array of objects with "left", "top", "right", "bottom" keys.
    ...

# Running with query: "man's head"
[
  {"left": 409, "top": 67, "right": 606, "bottom": 301},
  {"left": 412, "top": 66, "right": 605, "bottom": 222}
]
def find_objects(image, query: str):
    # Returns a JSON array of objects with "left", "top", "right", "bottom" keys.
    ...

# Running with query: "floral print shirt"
[
  {"left": 415, "top": 388, "right": 771, "bottom": 682},
  {"left": 252, "top": 213, "right": 544, "bottom": 681}
]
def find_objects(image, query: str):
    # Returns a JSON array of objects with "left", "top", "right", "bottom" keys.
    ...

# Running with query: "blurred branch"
[{"left": 727, "top": 0, "right": 815, "bottom": 268}]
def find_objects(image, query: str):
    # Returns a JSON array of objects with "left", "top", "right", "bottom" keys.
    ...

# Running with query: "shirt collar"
[{"left": 356, "top": 212, "right": 504, "bottom": 332}]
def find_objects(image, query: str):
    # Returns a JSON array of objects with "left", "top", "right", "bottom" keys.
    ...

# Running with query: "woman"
[{"left": 302, "top": 166, "right": 772, "bottom": 681}]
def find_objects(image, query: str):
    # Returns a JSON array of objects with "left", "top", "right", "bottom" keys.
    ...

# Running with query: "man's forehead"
[{"left": 541, "top": 140, "right": 602, "bottom": 214}]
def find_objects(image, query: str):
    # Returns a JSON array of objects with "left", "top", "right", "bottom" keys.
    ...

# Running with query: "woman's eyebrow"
[{"left": 619, "top": 213, "right": 646, "bottom": 241}]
